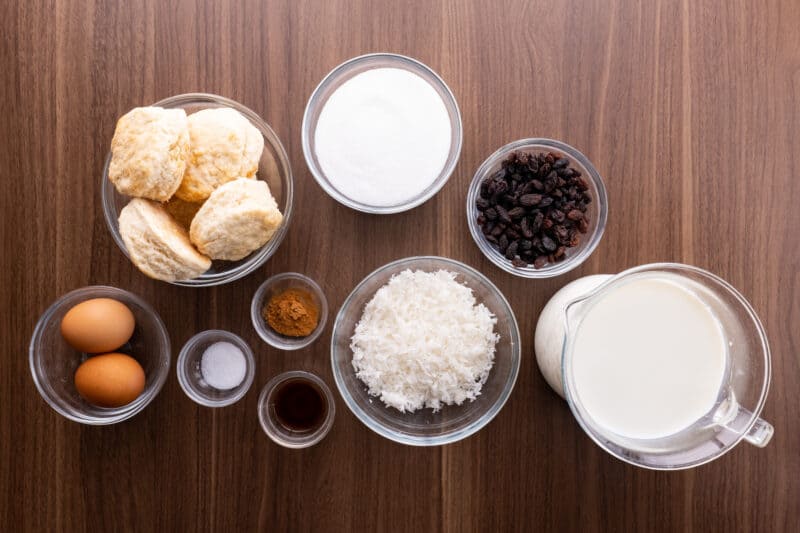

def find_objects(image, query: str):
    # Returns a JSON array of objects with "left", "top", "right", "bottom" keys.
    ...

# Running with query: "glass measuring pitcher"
[{"left": 560, "top": 263, "right": 773, "bottom": 470}]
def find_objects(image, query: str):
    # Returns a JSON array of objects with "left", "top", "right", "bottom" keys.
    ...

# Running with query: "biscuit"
[
  {"left": 189, "top": 178, "right": 283, "bottom": 261},
  {"left": 108, "top": 107, "right": 189, "bottom": 201},
  {"left": 174, "top": 108, "right": 264, "bottom": 202},
  {"left": 119, "top": 198, "right": 211, "bottom": 281},
  {"left": 164, "top": 196, "right": 204, "bottom": 230}
]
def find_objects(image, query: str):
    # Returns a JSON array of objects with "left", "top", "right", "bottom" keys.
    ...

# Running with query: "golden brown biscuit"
[
  {"left": 164, "top": 196, "right": 204, "bottom": 230},
  {"left": 108, "top": 107, "right": 189, "bottom": 201},
  {"left": 174, "top": 108, "right": 264, "bottom": 202},
  {"left": 189, "top": 178, "right": 283, "bottom": 261},
  {"left": 119, "top": 198, "right": 211, "bottom": 281}
]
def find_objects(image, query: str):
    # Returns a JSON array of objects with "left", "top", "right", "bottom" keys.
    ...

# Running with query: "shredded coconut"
[{"left": 350, "top": 269, "right": 499, "bottom": 412}]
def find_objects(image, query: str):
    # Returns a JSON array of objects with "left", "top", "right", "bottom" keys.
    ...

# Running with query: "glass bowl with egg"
[
  {"left": 101, "top": 93, "right": 293, "bottom": 287},
  {"left": 29, "top": 286, "right": 171, "bottom": 425},
  {"left": 466, "top": 138, "right": 608, "bottom": 278},
  {"left": 302, "top": 53, "right": 463, "bottom": 214},
  {"left": 330, "top": 256, "right": 521, "bottom": 446}
]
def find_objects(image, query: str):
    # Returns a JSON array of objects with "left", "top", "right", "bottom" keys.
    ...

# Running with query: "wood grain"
[{"left": 2, "top": 0, "right": 799, "bottom": 531}]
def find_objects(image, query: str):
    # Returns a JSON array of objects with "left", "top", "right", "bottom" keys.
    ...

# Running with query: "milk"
[
  {"left": 569, "top": 273, "right": 727, "bottom": 439},
  {"left": 535, "top": 275, "right": 612, "bottom": 397}
]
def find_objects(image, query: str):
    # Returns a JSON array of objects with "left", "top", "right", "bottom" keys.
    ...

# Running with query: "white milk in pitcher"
[{"left": 569, "top": 273, "right": 727, "bottom": 439}]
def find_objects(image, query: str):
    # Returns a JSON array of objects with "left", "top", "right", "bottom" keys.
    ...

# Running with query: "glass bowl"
[
  {"left": 466, "top": 138, "right": 608, "bottom": 278},
  {"left": 176, "top": 330, "right": 255, "bottom": 407},
  {"left": 331, "top": 256, "right": 521, "bottom": 446},
  {"left": 301, "top": 53, "right": 463, "bottom": 214},
  {"left": 250, "top": 273, "right": 328, "bottom": 351},
  {"left": 29, "top": 286, "right": 171, "bottom": 425},
  {"left": 258, "top": 371, "right": 336, "bottom": 449},
  {"left": 101, "top": 93, "right": 294, "bottom": 287}
]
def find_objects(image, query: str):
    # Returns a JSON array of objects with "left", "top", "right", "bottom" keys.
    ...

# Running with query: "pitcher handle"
[{"left": 742, "top": 416, "right": 774, "bottom": 447}]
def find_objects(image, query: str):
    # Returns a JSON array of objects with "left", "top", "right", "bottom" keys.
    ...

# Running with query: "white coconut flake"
[{"left": 350, "top": 269, "right": 499, "bottom": 412}]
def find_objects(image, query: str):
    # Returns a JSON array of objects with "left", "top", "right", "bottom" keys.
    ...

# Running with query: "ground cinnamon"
[{"left": 263, "top": 288, "right": 319, "bottom": 337}]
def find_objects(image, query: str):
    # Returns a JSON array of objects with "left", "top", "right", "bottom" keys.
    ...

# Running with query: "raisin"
[
  {"left": 533, "top": 256, "right": 549, "bottom": 269},
  {"left": 567, "top": 209, "right": 584, "bottom": 221},
  {"left": 512, "top": 257, "right": 528, "bottom": 268},
  {"left": 508, "top": 207, "right": 526, "bottom": 219},
  {"left": 477, "top": 150, "right": 592, "bottom": 267},
  {"left": 520, "top": 194, "right": 542, "bottom": 207},
  {"left": 496, "top": 205, "right": 511, "bottom": 223}
]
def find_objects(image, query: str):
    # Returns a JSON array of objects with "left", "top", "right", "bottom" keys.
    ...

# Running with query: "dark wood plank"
[{"left": 1, "top": 0, "right": 798, "bottom": 531}]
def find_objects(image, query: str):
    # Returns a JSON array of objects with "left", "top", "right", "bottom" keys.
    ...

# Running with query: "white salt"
[
  {"left": 314, "top": 67, "right": 452, "bottom": 207},
  {"left": 200, "top": 342, "right": 247, "bottom": 390}
]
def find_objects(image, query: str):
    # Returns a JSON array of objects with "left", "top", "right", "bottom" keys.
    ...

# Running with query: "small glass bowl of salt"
[{"left": 177, "top": 330, "right": 255, "bottom": 407}]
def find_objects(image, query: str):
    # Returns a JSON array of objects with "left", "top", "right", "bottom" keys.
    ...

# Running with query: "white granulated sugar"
[
  {"left": 200, "top": 341, "right": 247, "bottom": 390},
  {"left": 314, "top": 67, "right": 452, "bottom": 207},
  {"left": 350, "top": 269, "right": 499, "bottom": 412}
]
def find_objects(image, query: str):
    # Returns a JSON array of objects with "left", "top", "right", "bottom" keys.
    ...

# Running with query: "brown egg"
[
  {"left": 74, "top": 353, "right": 146, "bottom": 407},
  {"left": 60, "top": 298, "right": 135, "bottom": 353}
]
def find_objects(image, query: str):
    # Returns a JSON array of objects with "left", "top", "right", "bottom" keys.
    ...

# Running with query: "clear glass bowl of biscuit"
[{"left": 101, "top": 93, "right": 293, "bottom": 287}]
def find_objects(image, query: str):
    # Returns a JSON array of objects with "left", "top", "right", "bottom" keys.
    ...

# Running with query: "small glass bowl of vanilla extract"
[{"left": 258, "top": 371, "right": 335, "bottom": 448}]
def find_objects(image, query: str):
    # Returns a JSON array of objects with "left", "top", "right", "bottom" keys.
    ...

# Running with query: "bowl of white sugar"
[
  {"left": 330, "top": 256, "right": 521, "bottom": 446},
  {"left": 302, "top": 53, "right": 462, "bottom": 214}
]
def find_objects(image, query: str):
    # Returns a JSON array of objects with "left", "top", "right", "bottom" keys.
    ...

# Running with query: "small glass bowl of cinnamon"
[{"left": 250, "top": 273, "right": 328, "bottom": 350}]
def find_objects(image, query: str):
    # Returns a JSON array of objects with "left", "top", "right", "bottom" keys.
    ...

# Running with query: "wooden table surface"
[{"left": 2, "top": 0, "right": 799, "bottom": 531}]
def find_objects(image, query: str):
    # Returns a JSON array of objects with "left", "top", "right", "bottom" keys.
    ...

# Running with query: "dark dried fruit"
[
  {"left": 520, "top": 194, "right": 542, "bottom": 207},
  {"left": 507, "top": 207, "right": 526, "bottom": 219},
  {"left": 534, "top": 256, "right": 549, "bottom": 269},
  {"left": 554, "top": 225, "right": 569, "bottom": 243},
  {"left": 474, "top": 151, "right": 593, "bottom": 269},
  {"left": 505, "top": 241, "right": 519, "bottom": 259},
  {"left": 496, "top": 205, "right": 511, "bottom": 224},
  {"left": 520, "top": 217, "right": 533, "bottom": 239},
  {"left": 532, "top": 211, "right": 544, "bottom": 232},
  {"left": 498, "top": 233, "right": 509, "bottom": 252},
  {"left": 511, "top": 257, "right": 527, "bottom": 268},
  {"left": 567, "top": 209, "right": 584, "bottom": 221}
]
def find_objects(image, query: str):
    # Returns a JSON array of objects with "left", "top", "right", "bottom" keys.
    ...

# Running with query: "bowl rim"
[
  {"left": 250, "top": 272, "right": 329, "bottom": 350},
  {"left": 466, "top": 138, "right": 608, "bottom": 278},
  {"left": 301, "top": 52, "right": 463, "bottom": 214},
  {"left": 176, "top": 329, "right": 256, "bottom": 408},
  {"left": 330, "top": 255, "right": 521, "bottom": 446},
  {"left": 101, "top": 92, "right": 294, "bottom": 287},
  {"left": 28, "top": 285, "right": 171, "bottom": 425}
]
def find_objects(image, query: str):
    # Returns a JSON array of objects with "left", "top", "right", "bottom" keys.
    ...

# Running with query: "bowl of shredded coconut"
[{"left": 331, "top": 256, "right": 521, "bottom": 446}]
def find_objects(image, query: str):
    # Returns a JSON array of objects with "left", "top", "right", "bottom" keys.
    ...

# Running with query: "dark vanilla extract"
[{"left": 273, "top": 378, "right": 327, "bottom": 432}]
